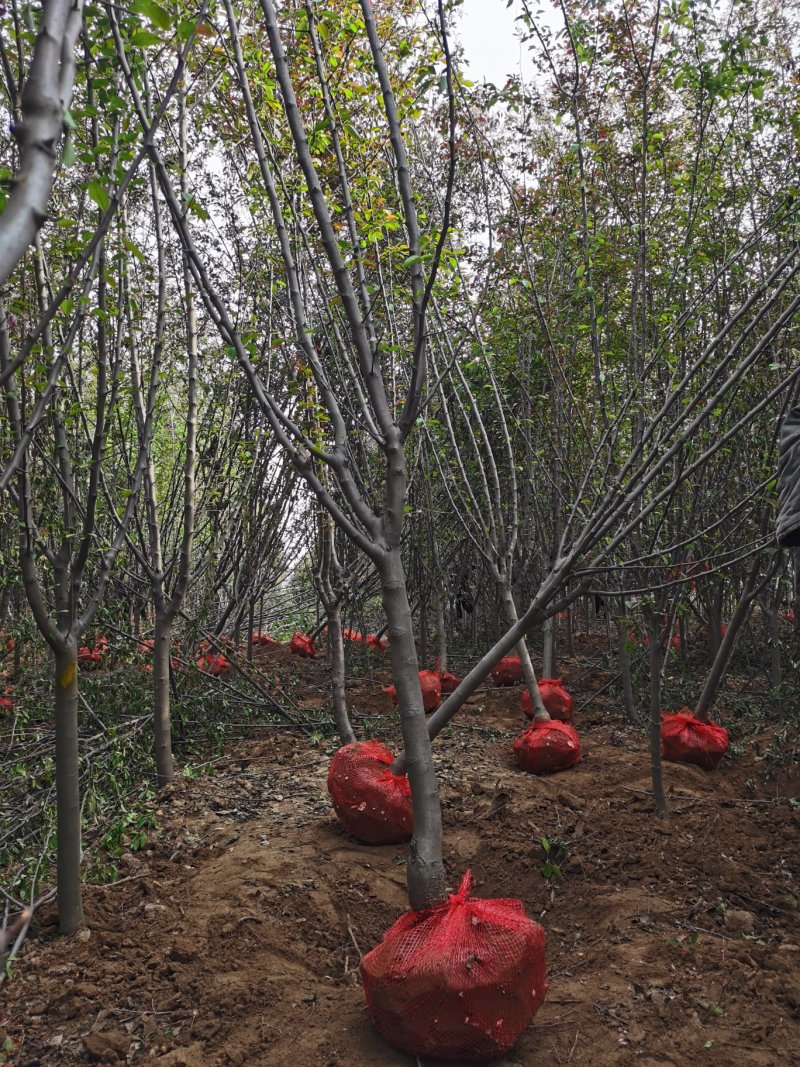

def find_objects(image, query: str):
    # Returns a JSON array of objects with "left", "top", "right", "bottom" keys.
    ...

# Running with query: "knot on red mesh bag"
[
  {"left": 327, "top": 740, "right": 412, "bottom": 844},
  {"left": 513, "top": 720, "right": 581, "bottom": 774},
  {"left": 383, "top": 670, "right": 442, "bottom": 712},
  {"left": 290, "top": 632, "right": 315, "bottom": 658},
  {"left": 491, "top": 657, "right": 524, "bottom": 687},
  {"left": 660, "top": 709, "right": 728, "bottom": 770},
  {"left": 361, "top": 869, "right": 548, "bottom": 1061},
  {"left": 521, "top": 679, "right": 574, "bottom": 721}
]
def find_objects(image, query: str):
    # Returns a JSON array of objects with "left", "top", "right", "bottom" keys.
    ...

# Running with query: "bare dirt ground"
[{"left": 2, "top": 641, "right": 799, "bottom": 1066}]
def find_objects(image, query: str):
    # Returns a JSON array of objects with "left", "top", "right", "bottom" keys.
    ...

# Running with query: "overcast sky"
[{"left": 455, "top": 0, "right": 535, "bottom": 87}]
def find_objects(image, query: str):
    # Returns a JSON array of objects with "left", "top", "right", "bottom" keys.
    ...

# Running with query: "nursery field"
[{"left": 2, "top": 641, "right": 799, "bottom": 1067}]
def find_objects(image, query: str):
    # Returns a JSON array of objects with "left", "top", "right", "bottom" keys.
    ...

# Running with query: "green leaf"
[
  {"left": 131, "top": 29, "right": 162, "bottom": 48},
  {"left": 86, "top": 180, "right": 109, "bottom": 212},
  {"left": 134, "top": 0, "right": 172, "bottom": 31},
  {"left": 403, "top": 254, "right": 424, "bottom": 267}
]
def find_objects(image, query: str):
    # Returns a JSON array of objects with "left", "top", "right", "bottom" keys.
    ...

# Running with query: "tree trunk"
[
  {"left": 502, "top": 585, "right": 548, "bottom": 720},
  {"left": 541, "top": 615, "right": 555, "bottom": 677},
  {"left": 615, "top": 614, "right": 637, "bottom": 723},
  {"left": 435, "top": 587, "right": 447, "bottom": 672},
  {"left": 645, "top": 615, "right": 668, "bottom": 819},
  {"left": 328, "top": 605, "right": 355, "bottom": 745},
  {"left": 54, "top": 645, "right": 84, "bottom": 933},
  {"left": 379, "top": 547, "right": 446, "bottom": 911},
  {"left": 695, "top": 597, "right": 752, "bottom": 721},
  {"left": 153, "top": 613, "right": 173, "bottom": 787}
]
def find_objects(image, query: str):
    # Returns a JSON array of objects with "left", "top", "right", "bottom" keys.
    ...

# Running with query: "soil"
[{"left": 2, "top": 640, "right": 799, "bottom": 1067}]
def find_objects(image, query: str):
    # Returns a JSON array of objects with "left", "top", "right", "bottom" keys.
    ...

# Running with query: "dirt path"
[{"left": 2, "top": 677, "right": 799, "bottom": 1066}]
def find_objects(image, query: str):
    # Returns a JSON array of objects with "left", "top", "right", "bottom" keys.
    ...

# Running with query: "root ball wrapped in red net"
[
  {"left": 195, "top": 651, "right": 230, "bottom": 676},
  {"left": 491, "top": 657, "right": 524, "bottom": 687},
  {"left": 521, "top": 679, "right": 574, "bottom": 722},
  {"left": 439, "top": 670, "right": 462, "bottom": 694},
  {"left": 361, "top": 869, "right": 547, "bottom": 1061},
  {"left": 327, "top": 740, "right": 412, "bottom": 844},
  {"left": 290, "top": 632, "right": 316, "bottom": 658},
  {"left": 660, "top": 709, "right": 728, "bottom": 770},
  {"left": 433, "top": 656, "right": 462, "bottom": 694},
  {"left": 383, "top": 670, "right": 442, "bottom": 712},
  {"left": 513, "top": 720, "right": 581, "bottom": 774}
]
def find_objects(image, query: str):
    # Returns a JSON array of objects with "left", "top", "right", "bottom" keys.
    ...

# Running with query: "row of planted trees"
[{"left": 1, "top": 0, "right": 799, "bottom": 1056}]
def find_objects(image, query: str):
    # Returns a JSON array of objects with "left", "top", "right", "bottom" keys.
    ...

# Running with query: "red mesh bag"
[
  {"left": 196, "top": 651, "right": 230, "bottom": 676},
  {"left": 361, "top": 869, "right": 547, "bottom": 1061},
  {"left": 327, "top": 740, "right": 412, "bottom": 844},
  {"left": 491, "top": 657, "right": 524, "bottom": 687},
  {"left": 660, "top": 709, "right": 728, "bottom": 770},
  {"left": 0, "top": 687, "right": 12, "bottom": 712},
  {"left": 384, "top": 671, "right": 442, "bottom": 712},
  {"left": 290, "top": 632, "right": 316, "bottom": 658},
  {"left": 252, "top": 631, "right": 277, "bottom": 646},
  {"left": 419, "top": 670, "right": 442, "bottom": 711},
  {"left": 513, "top": 720, "right": 581, "bottom": 774},
  {"left": 366, "top": 634, "right": 387, "bottom": 651},
  {"left": 433, "top": 657, "right": 462, "bottom": 694},
  {"left": 440, "top": 670, "right": 462, "bottom": 695},
  {"left": 521, "top": 679, "right": 574, "bottom": 722}
]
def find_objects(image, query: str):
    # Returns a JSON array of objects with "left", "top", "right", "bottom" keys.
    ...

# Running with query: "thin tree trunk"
[
  {"left": 541, "top": 615, "right": 554, "bottom": 677},
  {"left": 502, "top": 585, "right": 548, "bottom": 720},
  {"left": 153, "top": 614, "right": 173, "bottom": 788},
  {"left": 645, "top": 614, "right": 668, "bottom": 819},
  {"left": 435, "top": 587, "right": 447, "bottom": 672},
  {"left": 328, "top": 605, "right": 355, "bottom": 745},
  {"left": 54, "top": 645, "right": 84, "bottom": 933},
  {"left": 615, "top": 613, "right": 637, "bottom": 723},
  {"left": 379, "top": 547, "right": 446, "bottom": 911}
]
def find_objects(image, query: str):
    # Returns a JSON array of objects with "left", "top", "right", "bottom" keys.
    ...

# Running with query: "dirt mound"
[{"left": 2, "top": 685, "right": 799, "bottom": 1066}]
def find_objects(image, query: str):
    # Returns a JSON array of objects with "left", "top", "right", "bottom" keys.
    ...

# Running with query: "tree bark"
[
  {"left": 328, "top": 605, "right": 355, "bottom": 745},
  {"left": 153, "top": 613, "right": 173, "bottom": 787},
  {"left": 378, "top": 546, "right": 446, "bottom": 910},
  {"left": 54, "top": 645, "right": 83, "bottom": 933},
  {"left": 645, "top": 614, "right": 668, "bottom": 819},
  {"left": 502, "top": 584, "right": 549, "bottom": 720}
]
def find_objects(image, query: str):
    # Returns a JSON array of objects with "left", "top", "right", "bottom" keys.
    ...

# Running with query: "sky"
[{"left": 455, "top": 0, "right": 536, "bottom": 88}]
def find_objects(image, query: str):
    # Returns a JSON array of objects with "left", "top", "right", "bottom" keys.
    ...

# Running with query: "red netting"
[
  {"left": 433, "top": 656, "right": 462, "bottom": 694},
  {"left": 327, "top": 740, "right": 412, "bottom": 844},
  {"left": 251, "top": 631, "right": 277, "bottom": 646},
  {"left": 361, "top": 869, "right": 547, "bottom": 1061},
  {"left": 384, "top": 670, "right": 442, "bottom": 712},
  {"left": 440, "top": 670, "right": 462, "bottom": 694},
  {"left": 78, "top": 638, "right": 106, "bottom": 668},
  {"left": 0, "top": 687, "right": 12, "bottom": 711},
  {"left": 195, "top": 651, "right": 230, "bottom": 676},
  {"left": 521, "top": 679, "right": 574, "bottom": 722},
  {"left": 366, "top": 634, "right": 387, "bottom": 651},
  {"left": 660, "top": 710, "right": 729, "bottom": 771},
  {"left": 491, "top": 657, "right": 524, "bottom": 687},
  {"left": 513, "top": 720, "right": 581, "bottom": 774},
  {"left": 290, "top": 632, "right": 316, "bottom": 658}
]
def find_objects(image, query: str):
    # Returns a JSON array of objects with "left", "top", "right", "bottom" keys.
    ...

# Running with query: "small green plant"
[{"left": 539, "top": 836, "right": 570, "bottom": 882}]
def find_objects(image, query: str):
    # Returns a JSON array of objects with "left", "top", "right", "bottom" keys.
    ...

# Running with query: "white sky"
[{"left": 455, "top": 0, "right": 535, "bottom": 87}]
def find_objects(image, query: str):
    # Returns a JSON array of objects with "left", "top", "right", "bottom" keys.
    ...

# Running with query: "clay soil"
[{"left": 2, "top": 641, "right": 800, "bottom": 1067}]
